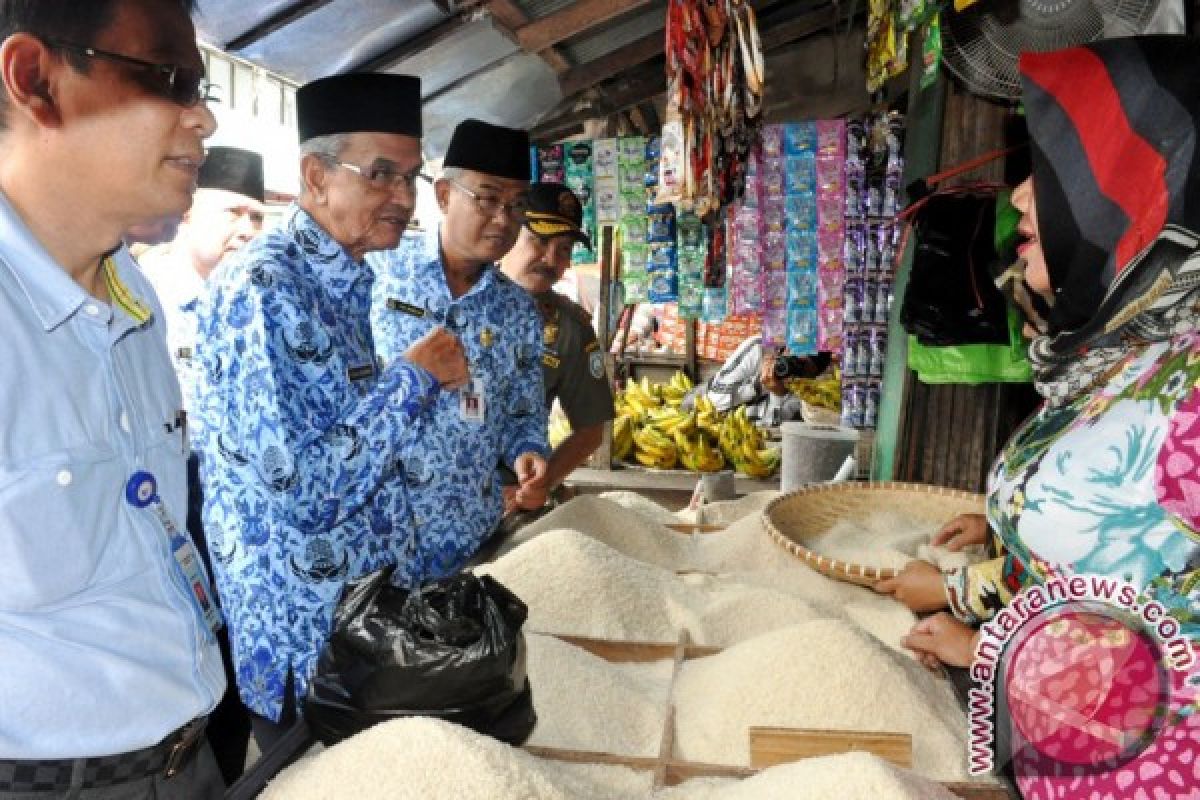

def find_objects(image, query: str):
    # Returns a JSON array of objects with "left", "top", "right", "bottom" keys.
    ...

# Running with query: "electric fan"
[{"left": 941, "top": 0, "right": 1175, "bottom": 101}]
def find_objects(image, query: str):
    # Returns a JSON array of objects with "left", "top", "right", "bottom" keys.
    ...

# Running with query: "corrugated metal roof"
[
  {"left": 423, "top": 52, "right": 561, "bottom": 157},
  {"left": 196, "top": 0, "right": 446, "bottom": 83},
  {"left": 190, "top": 0, "right": 863, "bottom": 147},
  {"left": 385, "top": 19, "right": 518, "bottom": 99},
  {"left": 194, "top": 0, "right": 299, "bottom": 50}
]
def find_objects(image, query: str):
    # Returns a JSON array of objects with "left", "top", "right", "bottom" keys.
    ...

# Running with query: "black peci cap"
[
  {"left": 443, "top": 118, "right": 531, "bottom": 181},
  {"left": 198, "top": 146, "right": 265, "bottom": 203},
  {"left": 296, "top": 73, "right": 422, "bottom": 142}
]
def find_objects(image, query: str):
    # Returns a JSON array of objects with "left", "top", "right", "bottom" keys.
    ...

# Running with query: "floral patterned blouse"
[{"left": 946, "top": 333, "right": 1200, "bottom": 637}]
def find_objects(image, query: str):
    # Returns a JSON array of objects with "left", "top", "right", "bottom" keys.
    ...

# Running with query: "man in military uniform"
[{"left": 500, "top": 182, "right": 615, "bottom": 495}]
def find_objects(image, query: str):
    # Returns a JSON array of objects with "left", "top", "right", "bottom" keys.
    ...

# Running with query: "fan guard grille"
[{"left": 941, "top": 0, "right": 1162, "bottom": 101}]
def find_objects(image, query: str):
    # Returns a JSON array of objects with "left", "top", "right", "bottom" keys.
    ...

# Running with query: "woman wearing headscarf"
[{"left": 898, "top": 36, "right": 1200, "bottom": 799}]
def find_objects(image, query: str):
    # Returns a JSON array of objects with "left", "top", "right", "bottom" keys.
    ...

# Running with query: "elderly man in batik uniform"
[{"left": 194, "top": 73, "right": 467, "bottom": 748}]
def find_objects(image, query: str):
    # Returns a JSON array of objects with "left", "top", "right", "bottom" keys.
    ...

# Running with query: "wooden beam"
[
  {"left": 558, "top": 30, "right": 662, "bottom": 97},
  {"left": 530, "top": 119, "right": 586, "bottom": 145},
  {"left": 515, "top": 0, "right": 654, "bottom": 53},
  {"left": 638, "top": 100, "right": 660, "bottom": 132},
  {"left": 225, "top": 0, "right": 334, "bottom": 51},
  {"left": 349, "top": 14, "right": 469, "bottom": 73},
  {"left": 485, "top": 0, "right": 572, "bottom": 73},
  {"left": 531, "top": 66, "right": 666, "bottom": 140},
  {"left": 551, "top": 0, "right": 799, "bottom": 98},
  {"left": 628, "top": 104, "right": 650, "bottom": 134},
  {"left": 760, "top": 4, "right": 842, "bottom": 51}
]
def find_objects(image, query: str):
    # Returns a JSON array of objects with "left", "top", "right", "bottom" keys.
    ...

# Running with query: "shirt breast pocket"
[{"left": 0, "top": 444, "right": 133, "bottom": 611}]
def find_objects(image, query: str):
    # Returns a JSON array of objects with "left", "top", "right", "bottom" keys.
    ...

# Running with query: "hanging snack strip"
[
  {"left": 564, "top": 141, "right": 597, "bottom": 265},
  {"left": 840, "top": 113, "right": 905, "bottom": 430},
  {"left": 814, "top": 120, "right": 847, "bottom": 354},
  {"left": 661, "top": 0, "right": 764, "bottom": 216}
]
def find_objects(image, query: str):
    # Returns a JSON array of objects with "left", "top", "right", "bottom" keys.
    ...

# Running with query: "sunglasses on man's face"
[{"left": 46, "top": 39, "right": 213, "bottom": 107}]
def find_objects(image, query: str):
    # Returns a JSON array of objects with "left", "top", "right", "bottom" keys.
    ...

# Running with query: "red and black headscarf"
[{"left": 1019, "top": 35, "right": 1200, "bottom": 404}]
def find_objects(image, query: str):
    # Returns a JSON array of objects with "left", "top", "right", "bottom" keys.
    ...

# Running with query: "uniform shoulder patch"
[{"left": 589, "top": 350, "right": 606, "bottom": 380}]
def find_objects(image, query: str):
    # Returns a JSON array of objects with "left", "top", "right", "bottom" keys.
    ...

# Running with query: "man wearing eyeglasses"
[
  {"left": 368, "top": 118, "right": 549, "bottom": 580},
  {"left": 192, "top": 74, "right": 468, "bottom": 751},
  {"left": 499, "top": 182, "right": 616, "bottom": 497},
  {"left": 0, "top": 0, "right": 227, "bottom": 797}
]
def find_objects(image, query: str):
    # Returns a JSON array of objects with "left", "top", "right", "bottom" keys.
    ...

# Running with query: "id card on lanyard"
[{"left": 126, "top": 470, "right": 223, "bottom": 637}]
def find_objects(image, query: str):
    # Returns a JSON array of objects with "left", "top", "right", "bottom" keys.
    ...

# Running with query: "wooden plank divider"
[
  {"left": 748, "top": 726, "right": 913, "bottom": 769},
  {"left": 652, "top": 630, "right": 691, "bottom": 788},
  {"left": 548, "top": 633, "right": 721, "bottom": 663},
  {"left": 523, "top": 745, "right": 658, "bottom": 770},
  {"left": 664, "top": 522, "right": 727, "bottom": 534}
]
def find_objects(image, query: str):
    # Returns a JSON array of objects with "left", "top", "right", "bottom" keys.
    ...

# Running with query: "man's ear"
[
  {"left": 300, "top": 154, "right": 330, "bottom": 204},
  {"left": 434, "top": 178, "right": 451, "bottom": 214},
  {"left": 0, "top": 34, "right": 63, "bottom": 128}
]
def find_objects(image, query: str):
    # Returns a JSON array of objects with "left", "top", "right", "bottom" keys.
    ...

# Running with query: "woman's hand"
[
  {"left": 932, "top": 513, "right": 989, "bottom": 551},
  {"left": 902, "top": 612, "right": 981, "bottom": 670},
  {"left": 874, "top": 560, "right": 948, "bottom": 612}
]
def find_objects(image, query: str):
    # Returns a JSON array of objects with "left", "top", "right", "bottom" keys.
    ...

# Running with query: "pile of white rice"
[{"left": 263, "top": 717, "right": 961, "bottom": 800}]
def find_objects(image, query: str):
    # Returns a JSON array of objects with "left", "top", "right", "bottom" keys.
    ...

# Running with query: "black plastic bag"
[
  {"left": 900, "top": 191, "right": 1011, "bottom": 346},
  {"left": 305, "top": 569, "right": 536, "bottom": 747}
]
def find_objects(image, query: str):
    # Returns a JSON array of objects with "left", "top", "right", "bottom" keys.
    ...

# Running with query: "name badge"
[
  {"left": 386, "top": 298, "right": 426, "bottom": 317},
  {"left": 347, "top": 363, "right": 375, "bottom": 382},
  {"left": 460, "top": 376, "right": 486, "bottom": 423},
  {"left": 125, "top": 471, "right": 222, "bottom": 638}
]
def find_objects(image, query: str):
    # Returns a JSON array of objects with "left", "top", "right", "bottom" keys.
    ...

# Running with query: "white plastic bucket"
[{"left": 780, "top": 422, "right": 860, "bottom": 492}]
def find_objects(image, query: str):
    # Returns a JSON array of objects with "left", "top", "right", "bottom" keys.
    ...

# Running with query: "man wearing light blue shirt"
[{"left": 0, "top": 0, "right": 226, "bottom": 797}]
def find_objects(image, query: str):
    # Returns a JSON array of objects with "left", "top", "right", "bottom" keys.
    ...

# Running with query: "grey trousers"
[{"left": 0, "top": 742, "right": 224, "bottom": 800}]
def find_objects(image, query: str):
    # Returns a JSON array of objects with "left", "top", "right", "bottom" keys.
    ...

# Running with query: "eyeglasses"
[
  {"left": 327, "top": 159, "right": 429, "bottom": 194},
  {"left": 447, "top": 178, "right": 530, "bottom": 220},
  {"left": 45, "top": 39, "right": 213, "bottom": 107}
]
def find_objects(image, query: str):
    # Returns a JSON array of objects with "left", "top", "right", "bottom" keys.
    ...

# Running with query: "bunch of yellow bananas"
[
  {"left": 613, "top": 373, "right": 781, "bottom": 477},
  {"left": 548, "top": 414, "right": 572, "bottom": 449},
  {"left": 646, "top": 406, "right": 696, "bottom": 436},
  {"left": 787, "top": 367, "right": 841, "bottom": 410},
  {"left": 674, "top": 429, "right": 726, "bottom": 472},
  {"left": 632, "top": 424, "right": 678, "bottom": 469},
  {"left": 618, "top": 376, "right": 662, "bottom": 416},
  {"left": 659, "top": 371, "right": 694, "bottom": 407},
  {"left": 692, "top": 393, "right": 722, "bottom": 439},
  {"left": 612, "top": 413, "right": 635, "bottom": 461},
  {"left": 717, "top": 406, "right": 782, "bottom": 478}
]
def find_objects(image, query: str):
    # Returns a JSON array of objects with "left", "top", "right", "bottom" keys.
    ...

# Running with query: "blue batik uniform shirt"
[
  {"left": 368, "top": 230, "right": 548, "bottom": 580},
  {"left": 194, "top": 205, "right": 437, "bottom": 721},
  {"left": 0, "top": 190, "right": 223, "bottom": 758}
]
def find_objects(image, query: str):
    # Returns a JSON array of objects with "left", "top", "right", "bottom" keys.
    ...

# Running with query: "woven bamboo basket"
[{"left": 761, "top": 481, "right": 986, "bottom": 587}]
